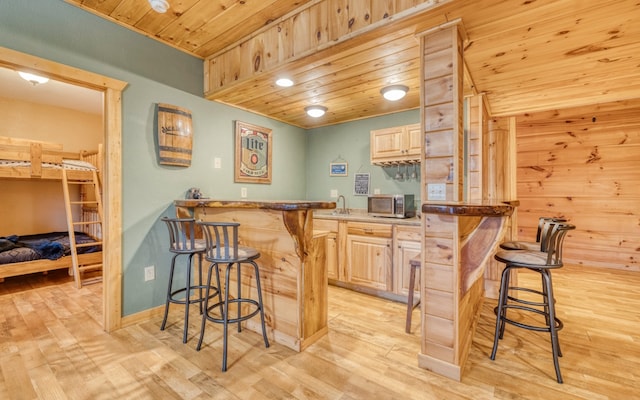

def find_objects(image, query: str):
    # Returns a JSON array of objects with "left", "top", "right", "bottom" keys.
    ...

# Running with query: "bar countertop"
[
  {"left": 421, "top": 200, "right": 519, "bottom": 217},
  {"left": 175, "top": 199, "right": 336, "bottom": 211}
]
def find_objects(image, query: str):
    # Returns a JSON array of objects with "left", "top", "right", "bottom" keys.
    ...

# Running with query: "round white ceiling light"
[
  {"left": 305, "top": 105, "right": 327, "bottom": 118},
  {"left": 148, "top": 0, "right": 169, "bottom": 13},
  {"left": 381, "top": 85, "right": 409, "bottom": 101},
  {"left": 275, "top": 78, "right": 294, "bottom": 87},
  {"left": 18, "top": 71, "right": 49, "bottom": 86}
]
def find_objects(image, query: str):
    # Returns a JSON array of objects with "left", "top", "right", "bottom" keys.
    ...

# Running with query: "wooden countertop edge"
[
  {"left": 421, "top": 200, "right": 519, "bottom": 217},
  {"left": 174, "top": 199, "right": 336, "bottom": 211}
]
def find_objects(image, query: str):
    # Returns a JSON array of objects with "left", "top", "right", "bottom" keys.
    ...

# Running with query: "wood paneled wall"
[{"left": 515, "top": 99, "right": 640, "bottom": 272}]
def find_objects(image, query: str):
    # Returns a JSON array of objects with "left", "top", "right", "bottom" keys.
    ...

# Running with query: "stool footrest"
[
  {"left": 493, "top": 305, "right": 563, "bottom": 333},
  {"left": 168, "top": 285, "right": 220, "bottom": 306},
  {"left": 204, "top": 299, "right": 262, "bottom": 325}
]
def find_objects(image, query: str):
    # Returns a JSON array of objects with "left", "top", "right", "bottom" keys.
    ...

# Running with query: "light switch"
[
  {"left": 330, "top": 189, "right": 338, "bottom": 198},
  {"left": 241, "top": 187, "right": 247, "bottom": 198},
  {"left": 214, "top": 157, "right": 221, "bottom": 169},
  {"left": 427, "top": 183, "right": 446, "bottom": 201}
]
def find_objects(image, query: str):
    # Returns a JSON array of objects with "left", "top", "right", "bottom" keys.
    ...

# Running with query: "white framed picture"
[{"left": 354, "top": 173, "right": 370, "bottom": 195}]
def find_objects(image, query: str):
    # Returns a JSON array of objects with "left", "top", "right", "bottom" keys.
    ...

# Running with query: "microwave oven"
[{"left": 367, "top": 194, "right": 416, "bottom": 218}]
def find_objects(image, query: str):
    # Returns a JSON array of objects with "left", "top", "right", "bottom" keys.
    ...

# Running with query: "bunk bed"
[{"left": 0, "top": 136, "right": 103, "bottom": 285}]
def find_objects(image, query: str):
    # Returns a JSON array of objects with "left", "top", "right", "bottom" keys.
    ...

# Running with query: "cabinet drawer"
[
  {"left": 347, "top": 222, "right": 392, "bottom": 238},
  {"left": 314, "top": 218, "right": 338, "bottom": 232},
  {"left": 395, "top": 225, "right": 421, "bottom": 241}
]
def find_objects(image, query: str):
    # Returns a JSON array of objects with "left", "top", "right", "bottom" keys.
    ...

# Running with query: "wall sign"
[
  {"left": 234, "top": 121, "right": 272, "bottom": 184},
  {"left": 354, "top": 173, "right": 370, "bottom": 195},
  {"left": 330, "top": 162, "right": 348, "bottom": 177},
  {"left": 156, "top": 103, "right": 193, "bottom": 167}
]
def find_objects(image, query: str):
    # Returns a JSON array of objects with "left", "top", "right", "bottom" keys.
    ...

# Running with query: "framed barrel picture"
[
  {"left": 156, "top": 103, "right": 193, "bottom": 167},
  {"left": 234, "top": 121, "right": 272, "bottom": 184}
]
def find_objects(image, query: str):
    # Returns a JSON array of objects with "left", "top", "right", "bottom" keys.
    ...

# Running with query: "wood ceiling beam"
[{"left": 204, "top": 0, "right": 454, "bottom": 96}]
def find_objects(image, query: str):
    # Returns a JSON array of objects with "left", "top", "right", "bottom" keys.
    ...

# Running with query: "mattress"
[
  {"left": 0, "top": 159, "right": 97, "bottom": 171},
  {"left": 0, "top": 231, "right": 101, "bottom": 265}
]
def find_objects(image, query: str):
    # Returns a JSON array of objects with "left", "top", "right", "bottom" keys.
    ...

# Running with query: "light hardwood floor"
[{"left": 1, "top": 264, "right": 639, "bottom": 399}]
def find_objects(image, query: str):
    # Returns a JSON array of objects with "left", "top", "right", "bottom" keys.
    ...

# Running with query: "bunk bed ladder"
[{"left": 62, "top": 169, "right": 104, "bottom": 289}]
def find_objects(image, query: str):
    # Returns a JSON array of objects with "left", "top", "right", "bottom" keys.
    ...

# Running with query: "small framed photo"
[{"left": 330, "top": 162, "right": 348, "bottom": 177}]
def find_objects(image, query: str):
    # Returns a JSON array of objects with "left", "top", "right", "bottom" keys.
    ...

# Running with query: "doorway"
[{"left": 0, "top": 46, "right": 126, "bottom": 332}]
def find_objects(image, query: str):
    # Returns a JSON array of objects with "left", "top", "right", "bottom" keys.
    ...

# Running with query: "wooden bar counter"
[
  {"left": 175, "top": 199, "right": 335, "bottom": 352},
  {"left": 418, "top": 200, "right": 517, "bottom": 381}
]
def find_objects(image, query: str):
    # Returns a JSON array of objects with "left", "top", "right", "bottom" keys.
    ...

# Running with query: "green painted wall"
[
  {"left": 0, "top": 0, "right": 307, "bottom": 316},
  {"left": 305, "top": 111, "right": 422, "bottom": 210},
  {"left": 1, "top": 0, "right": 421, "bottom": 317}
]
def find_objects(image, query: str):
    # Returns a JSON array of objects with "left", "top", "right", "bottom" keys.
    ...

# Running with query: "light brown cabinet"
[
  {"left": 370, "top": 123, "right": 421, "bottom": 164},
  {"left": 345, "top": 221, "right": 393, "bottom": 291},
  {"left": 394, "top": 226, "right": 421, "bottom": 298},
  {"left": 346, "top": 232, "right": 392, "bottom": 291},
  {"left": 325, "top": 231, "right": 338, "bottom": 281},
  {"left": 314, "top": 219, "right": 340, "bottom": 281},
  {"left": 315, "top": 216, "right": 420, "bottom": 302}
]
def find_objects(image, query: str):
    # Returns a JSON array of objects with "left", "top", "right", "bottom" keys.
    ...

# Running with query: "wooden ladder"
[{"left": 62, "top": 168, "right": 104, "bottom": 288}]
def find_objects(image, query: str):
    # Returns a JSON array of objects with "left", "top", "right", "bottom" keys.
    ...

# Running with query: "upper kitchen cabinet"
[{"left": 370, "top": 123, "right": 422, "bottom": 165}]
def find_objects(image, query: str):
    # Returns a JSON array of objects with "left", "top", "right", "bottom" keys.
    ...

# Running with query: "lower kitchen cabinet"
[
  {"left": 395, "top": 238, "right": 421, "bottom": 297},
  {"left": 314, "top": 216, "right": 421, "bottom": 302},
  {"left": 346, "top": 234, "right": 392, "bottom": 291},
  {"left": 326, "top": 231, "right": 338, "bottom": 281}
]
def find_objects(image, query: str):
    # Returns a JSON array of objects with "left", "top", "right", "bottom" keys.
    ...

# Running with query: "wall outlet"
[
  {"left": 374, "top": 188, "right": 381, "bottom": 194},
  {"left": 144, "top": 265, "right": 155, "bottom": 281},
  {"left": 241, "top": 187, "right": 248, "bottom": 198},
  {"left": 427, "top": 183, "right": 446, "bottom": 201},
  {"left": 330, "top": 189, "right": 338, "bottom": 198},
  {"left": 214, "top": 157, "right": 221, "bottom": 169}
]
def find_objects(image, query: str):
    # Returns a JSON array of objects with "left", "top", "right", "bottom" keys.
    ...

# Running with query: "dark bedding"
[{"left": 0, "top": 232, "right": 101, "bottom": 265}]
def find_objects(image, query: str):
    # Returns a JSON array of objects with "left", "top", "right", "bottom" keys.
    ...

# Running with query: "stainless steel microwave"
[{"left": 367, "top": 194, "right": 416, "bottom": 218}]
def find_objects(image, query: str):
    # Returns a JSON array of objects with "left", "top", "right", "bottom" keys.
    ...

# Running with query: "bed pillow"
[{"left": 0, "top": 235, "right": 18, "bottom": 252}]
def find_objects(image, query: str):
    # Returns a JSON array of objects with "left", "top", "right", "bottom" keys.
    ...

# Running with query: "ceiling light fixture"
[
  {"left": 148, "top": 0, "right": 169, "bottom": 13},
  {"left": 305, "top": 105, "right": 327, "bottom": 118},
  {"left": 381, "top": 85, "right": 409, "bottom": 101},
  {"left": 275, "top": 78, "right": 294, "bottom": 87},
  {"left": 18, "top": 71, "right": 49, "bottom": 86}
]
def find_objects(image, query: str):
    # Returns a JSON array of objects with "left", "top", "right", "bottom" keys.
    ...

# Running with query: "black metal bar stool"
[
  {"left": 405, "top": 255, "right": 421, "bottom": 333},
  {"left": 161, "top": 217, "right": 219, "bottom": 344},
  {"left": 490, "top": 221, "right": 575, "bottom": 383},
  {"left": 196, "top": 221, "right": 270, "bottom": 372},
  {"left": 500, "top": 216, "right": 566, "bottom": 251}
]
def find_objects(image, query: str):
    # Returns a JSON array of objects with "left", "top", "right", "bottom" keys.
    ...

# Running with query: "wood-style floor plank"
[{"left": 0, "top": 265, "right": 639, "bottom": 399}]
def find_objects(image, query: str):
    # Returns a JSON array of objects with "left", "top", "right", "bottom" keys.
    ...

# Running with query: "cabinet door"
[
  {"left": 395, "top": 240, "right": 421, "bottom": 297},
  {"left": 370, "top": 127, "right": 405, "bottom": 162},
  {"left": 326, "top": 232, "right": 338, "bottom": 281},
  {"left": 346, "top": 235, "right": 392, "bottom": 291},
  {"left": 405, "top": 123, "right": 422, "bottom": 159}
]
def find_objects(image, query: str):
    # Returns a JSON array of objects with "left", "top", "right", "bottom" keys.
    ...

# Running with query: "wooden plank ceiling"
[{"left": 66, "top": 0, "right": 640, "bottom": 129}]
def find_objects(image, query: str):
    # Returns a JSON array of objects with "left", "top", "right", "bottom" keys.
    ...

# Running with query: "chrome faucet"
[{"left": 336, "top": 195, "right": 347, "bottom": 214}]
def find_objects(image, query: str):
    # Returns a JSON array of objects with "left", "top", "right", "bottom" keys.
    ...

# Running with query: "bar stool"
[
  {"left": 405, "top": 255, "right": 421, "bottom": 333},
  {"left": 490, "top": 221, "right": 575, "bottom": 383},
  {"left": 196, "top": 221, "right": 270, "bottom": 372},
  {"left": 161, "top": 217, "right": 218, "bottom": 344},
  {"left": 500, "top": 217, "right": 566, "bottom": 251}
]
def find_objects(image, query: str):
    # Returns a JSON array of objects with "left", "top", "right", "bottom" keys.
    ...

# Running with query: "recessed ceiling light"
[
  {"left": 148, "top": 0, "right": 169, "bottom": 13},
  {"left": 18, "top": 71, "right": 49, "bottom": 86},
  {"left": 381, "top": 85, "right": 409, "bottom": 101},
  {"left": 275, "top": 78, "right": 294, "bottom": 87},
  {"left": 305, "top": 105, "right": 327, "bottom": 118}
]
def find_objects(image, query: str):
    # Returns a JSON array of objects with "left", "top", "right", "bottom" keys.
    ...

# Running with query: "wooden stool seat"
[{"left": 406, "top": 255, "right": 421, "bottom": 333}]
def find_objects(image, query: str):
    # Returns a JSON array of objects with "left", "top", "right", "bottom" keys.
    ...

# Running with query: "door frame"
[{"left": 0, "top": 46, "right": 127, "bottom": 332}]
